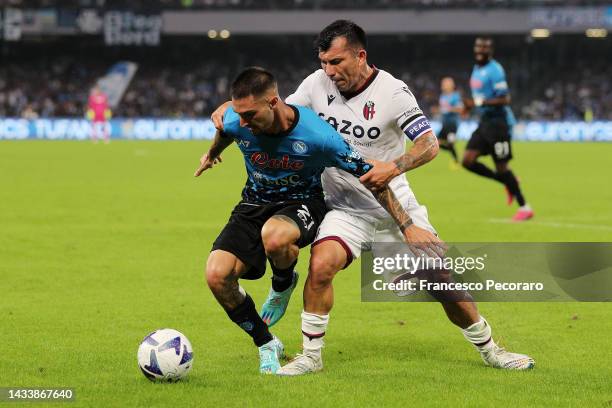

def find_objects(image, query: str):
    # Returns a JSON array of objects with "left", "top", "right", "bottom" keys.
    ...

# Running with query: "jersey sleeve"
[
  {"left": 391, "top": 84, "right": 433, "bottom": 141},
  {"left": 322, "top": 130, "right": 372, "bottom": 177},
  {"left": 220, "top": 107, "right": 240, "bottom": 139},
  {"left": 490, "top": 64, "right": 510, "bottom": 97},
  {"left": 285, "top": 70, "right": 319, "bottom": 107}
]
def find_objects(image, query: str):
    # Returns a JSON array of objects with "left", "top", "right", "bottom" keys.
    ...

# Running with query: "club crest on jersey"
[
  {"left": 363, "top": 101, "right": 376, "bottom": 120},
  {"left": 327, "top": 94, "right": 336, "bottom": 105},
  {"left": 292, "top": 141, "right": 308, "bottom": 154}
]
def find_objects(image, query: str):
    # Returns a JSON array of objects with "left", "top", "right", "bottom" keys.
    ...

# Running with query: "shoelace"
[
  {"left": 287, "top": 353, "right": 315, "bottom": 371},
  {"left": 493, "top": 346, "right": 507, "bottom": 356}
]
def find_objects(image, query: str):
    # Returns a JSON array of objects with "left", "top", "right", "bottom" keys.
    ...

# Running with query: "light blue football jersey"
[{"left": 222, "top": 104, "right": 373, "bottom": 204}]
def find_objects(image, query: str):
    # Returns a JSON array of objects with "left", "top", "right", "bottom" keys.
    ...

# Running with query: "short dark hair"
[
  {"left": 231, "top": 67, "right": 277, "bottom": 99},
  {"left": 315, "top": 20, "right": 367, "bottom": 52}
]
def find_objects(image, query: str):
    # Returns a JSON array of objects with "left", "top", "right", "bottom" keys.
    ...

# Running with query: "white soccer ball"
[{"left": 137, "top": 328, "right": 194, "bottom": 382}]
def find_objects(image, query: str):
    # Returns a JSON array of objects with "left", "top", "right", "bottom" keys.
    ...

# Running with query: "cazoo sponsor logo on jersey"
[{"left": 317, "top": 113, "right": 381, "bottom": 140}]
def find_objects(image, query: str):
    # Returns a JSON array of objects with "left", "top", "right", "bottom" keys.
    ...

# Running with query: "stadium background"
[{"left": 1, "top": 1, "right": 611, "bottom": 407}]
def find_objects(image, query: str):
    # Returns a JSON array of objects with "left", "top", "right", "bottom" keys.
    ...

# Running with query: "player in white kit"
[{"left": 212, "top": 20, "right": 534, "bottom": 374}]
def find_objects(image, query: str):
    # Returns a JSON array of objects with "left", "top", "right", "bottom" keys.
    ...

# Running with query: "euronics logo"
[{"left": 0, "top": 119, "right": 610, "bottom": 141}]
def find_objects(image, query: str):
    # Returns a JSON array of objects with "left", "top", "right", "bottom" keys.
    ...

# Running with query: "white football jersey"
[{"left": 285, "top": 68, "right": 433, "bottom": 221}]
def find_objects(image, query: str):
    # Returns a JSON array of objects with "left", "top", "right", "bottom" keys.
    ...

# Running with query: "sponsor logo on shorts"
[{"left": 297, "top": 204, "right": 315, "bottom": 231}]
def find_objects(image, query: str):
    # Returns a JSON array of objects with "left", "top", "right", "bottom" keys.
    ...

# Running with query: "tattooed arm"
[
  {"left": 370, "top": 184, "right": 445, "bottom": 258},
  {"left": 393, "top": 131, "right": 439, "bottom": 173},
  {"left": 359, "top": 131, "right": 439, "bottom": 190},
  {"left": 323, "top": 132, "right": 445, "bottom": 257},
  {"left": 371, "top": 185, "right": 414, "bottom": 233}
]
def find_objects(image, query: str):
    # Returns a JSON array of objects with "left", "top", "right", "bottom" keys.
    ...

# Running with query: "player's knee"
[
  {"left": 261, "top": 227, "right": 292, "bottom": 256},
  {"left": 205, "top": 261, "right": 232, "bottom": 292},
  {"left": 308, "top": 256, "right": 340, "bottom": 290}
]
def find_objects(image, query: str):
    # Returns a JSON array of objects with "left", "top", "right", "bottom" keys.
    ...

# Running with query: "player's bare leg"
[
  {"left": 277, "top": 240, "right": 347, "bottom": 376},
  {"left": 205, "top": 250, "right": 284, "bottom": 373},
  {"left": 440, "top": 300, "right": 480, "bottom": 328},
  {"left": 261, "top": 215, "right": 300, "bottom": 269},
  {"left": 205, "top": 250, "right": 246, "bottom": 310},
  {"left": 303, "top": 240, "right": 347, "bottom": 314},
  {"left": 259, "top": 216, "right": 301, "bottom": 326}
]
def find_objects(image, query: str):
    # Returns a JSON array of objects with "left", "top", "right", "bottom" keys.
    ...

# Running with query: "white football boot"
[
  {"left": 480, "top": 344, "right": 535, "bottom": 370},
  {"left": 276, "top": 352, "right": 323, "bottom": 376}
]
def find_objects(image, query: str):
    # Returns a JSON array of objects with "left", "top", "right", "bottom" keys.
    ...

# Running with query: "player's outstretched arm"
[
  {"left": 359, "top": 131, "right": 439, "bottom": 191},
  {"left": 323, "top": 132, "right": 444, "bottom": 257},
  {"left": 194, "top": 130, "right": 232, "bottom": 177},
  {"left": 211, "top": 101, "right": 232, "bottom": 130}
]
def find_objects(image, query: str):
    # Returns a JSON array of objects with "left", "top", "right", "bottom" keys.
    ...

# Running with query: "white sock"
[
  {"left": 302, "top": 311, "right": 329, "bottom": 356},
  {"left": 519, "top": 204, "right": 532, "bottom": 211},
  {"left": 462, "top": 317, "right": 496, "bottom": 351}
]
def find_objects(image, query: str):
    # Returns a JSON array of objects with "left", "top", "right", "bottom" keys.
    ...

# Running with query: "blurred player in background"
[
  {"left": 196, "top": 67, "right": 423, "bottom": 374},
  {"left": 87, "top": 86, "right": 112, "bottom": 143},
  {"left": 463, "top": 37, "right": 533, "bottom": 221},
  {"left": 212, "top": 20, "right": 534, "bottom": 375},
  {"left": 437, "top": 77, "right": 462, "bottom": 166}
]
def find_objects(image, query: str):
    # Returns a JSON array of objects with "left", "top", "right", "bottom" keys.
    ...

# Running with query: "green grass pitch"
[{"left": 1, "top": 140, "right": 611, "bottom": 407}]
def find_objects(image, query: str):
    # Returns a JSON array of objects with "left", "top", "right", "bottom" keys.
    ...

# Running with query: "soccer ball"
[{"left": 137, "top": 328, "right": 194, "bottom": 382}]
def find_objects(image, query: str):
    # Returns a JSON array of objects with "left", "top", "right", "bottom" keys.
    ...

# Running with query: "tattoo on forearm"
[
  {"left": 394, "top": 133, "right": 438, "bottom": 173},
  {"left": 372, "top": 186, "right": 413, "bottom": 232}
]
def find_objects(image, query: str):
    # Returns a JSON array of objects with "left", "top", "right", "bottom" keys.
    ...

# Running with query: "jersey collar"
[
  {"left": 340, "top": 66, "right": 379, "bottom": 100},
  {"left": 267, "top": 104, "right": 300, "bottom": 138}
]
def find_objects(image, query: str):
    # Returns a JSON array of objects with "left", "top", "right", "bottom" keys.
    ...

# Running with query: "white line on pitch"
[{"left": 488, "top": 218, "right": 612, "bottom": 231}]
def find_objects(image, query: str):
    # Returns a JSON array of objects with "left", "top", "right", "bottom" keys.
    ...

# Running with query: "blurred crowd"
[
  {"left": 1, "top": 40, "right": 609, "bottom": 121},
  {"left": 3, "top": 0, "right": 607, "bottom": 9}
]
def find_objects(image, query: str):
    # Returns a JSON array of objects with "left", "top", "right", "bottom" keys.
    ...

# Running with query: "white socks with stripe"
[
  {"left": 302, "top": 311, "right": 329, "bottom": 355},
  {"left": 462, "top": 317, "right": 496, "bottom": 351}
]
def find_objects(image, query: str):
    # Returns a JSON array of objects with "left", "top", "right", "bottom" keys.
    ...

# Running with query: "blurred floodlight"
[
  {"left": 530, "top": 28, "right": 550, "bottom": 38},
  {"left": 585, "top": 28, "right": 607, "bottom": 38},
  {"left": 208, "top": 29, "right": 218, "bottom": 39},
  {"left": 220, "top": 29, "right": 231, "bottom": 39}
]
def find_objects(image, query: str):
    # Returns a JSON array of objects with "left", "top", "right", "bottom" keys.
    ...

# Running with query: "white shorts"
[{"left": 313, "top": 203, "right": 437, "bottom": 268}]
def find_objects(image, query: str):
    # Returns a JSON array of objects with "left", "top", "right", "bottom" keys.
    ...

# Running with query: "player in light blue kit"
[
  {"left": 437, "top": 76, "right": 462, "bottom": 165},
  {"left": 194, "top": 67, "right": 426, "bottom": 374},
  {"left": 463, "top": 37, "right": 533, "bottom": 221}
]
